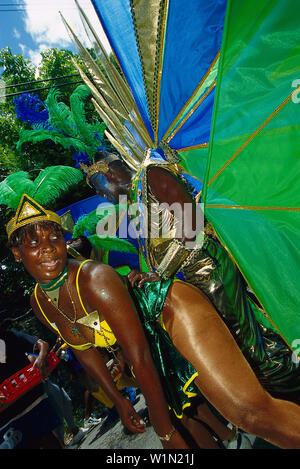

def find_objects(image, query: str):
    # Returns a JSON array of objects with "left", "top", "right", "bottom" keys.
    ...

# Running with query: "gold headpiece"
[
  {"left": 80, "top": 153, "right": 120, "bottom": 187},
  {"left": 6, "top": 194, "right": 61, "bottom": 240}
]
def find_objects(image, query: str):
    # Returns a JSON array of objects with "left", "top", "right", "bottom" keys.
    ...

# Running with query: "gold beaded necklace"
[
  {"left": 41, "top": 278, "right": 119, "bottom": 361},
  {"left": 40, "top": 281, "right": 82, "bottom": 337}
]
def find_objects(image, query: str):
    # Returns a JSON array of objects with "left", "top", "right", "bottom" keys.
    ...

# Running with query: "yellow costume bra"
[{"left": 34, "top": 259, "right": 117, "bottom": 351}]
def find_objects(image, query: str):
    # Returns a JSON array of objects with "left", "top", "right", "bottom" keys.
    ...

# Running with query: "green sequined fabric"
[{"left": 130, "top": 280, "right": 200, "bottom": 418}]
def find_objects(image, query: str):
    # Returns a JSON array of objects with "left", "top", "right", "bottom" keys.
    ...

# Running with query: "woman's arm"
[
  {"left": 71, "top": 346, "right": 145, "bottom": 433},
  {"left": 83, "top": 262, "right": 188, "bottom": 448},
  {"left": 30, "top": 288, "right": 144, "bottom": 433}
]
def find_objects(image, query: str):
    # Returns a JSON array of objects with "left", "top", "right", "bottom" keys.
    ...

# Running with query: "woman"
[{"left": 8, "top": 194, "right": 300, "bottom": 449}]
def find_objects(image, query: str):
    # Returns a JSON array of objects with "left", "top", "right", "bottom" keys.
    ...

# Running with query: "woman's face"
[{"left": 12, "top": 223, "right": 67, "bottom": 284}]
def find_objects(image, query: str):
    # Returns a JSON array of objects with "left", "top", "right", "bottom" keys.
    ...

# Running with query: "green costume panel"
[{"left": 129, "top": 279, "right": 199, "bottom": 418}]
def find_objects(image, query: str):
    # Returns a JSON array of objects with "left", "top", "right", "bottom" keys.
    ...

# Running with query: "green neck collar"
[{"left": 38, "top": 266, "right": 68, "bottom": 292}]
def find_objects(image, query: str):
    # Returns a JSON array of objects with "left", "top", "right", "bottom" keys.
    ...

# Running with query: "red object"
[{"left": 0, "top": 351, "right": 60, "bottom": 411}]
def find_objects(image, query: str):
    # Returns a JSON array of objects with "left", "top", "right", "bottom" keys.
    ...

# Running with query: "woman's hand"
[
  {"left": 116, "top": 397, "right": 146, "bottom": 433},
  {"left": 127, "top": 270, "right": 162, "bottom": 288}
]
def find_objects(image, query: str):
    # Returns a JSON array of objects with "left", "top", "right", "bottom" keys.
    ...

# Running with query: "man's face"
[
  {"left": 90, "top": 172, "right": 119, "bottom": 204},
  {"left": 12, "top": 224, "right": 67, "bottom": 284}
]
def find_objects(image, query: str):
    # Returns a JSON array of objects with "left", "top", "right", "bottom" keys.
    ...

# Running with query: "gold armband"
[{"left": 156, "top": 239, "right": 191, "bottom": 280}]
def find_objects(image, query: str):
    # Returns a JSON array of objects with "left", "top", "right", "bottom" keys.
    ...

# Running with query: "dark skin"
[
  {"left": 11, "top": 224, "right": 188, "bottom": 449},
  {"left": 91, "top": 162, "right": 197, "bottom": 287},
  {"left": 89, "top": 159, "right": 300, "bottom": 449}
]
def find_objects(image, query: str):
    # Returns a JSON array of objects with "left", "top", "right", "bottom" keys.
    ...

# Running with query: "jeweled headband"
[{"left": 80, "top": 153, "right": 120, "bottom": 187}]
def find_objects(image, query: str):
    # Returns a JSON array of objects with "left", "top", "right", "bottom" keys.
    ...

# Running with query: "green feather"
[
  {"left": 45, "top": 88, "right": 77, "bottom": 138},
  {"left": 0, "top": 172, "right": 35, "bottom": 208},
  {"left": 72, "top": 209, "right": 98, "bottom": 238},
  {"left": 17, "top": 128, "right": 88, "bottom": 154},
  {"left": 69, "top": 85, "right": 100, "bottom": 156},
  {"left": 16, "top": 85, "right": 106, "bottom": 161},
  {"left": 87, "top": 234, "right": 137, "bottom": 254},
  {"left": 0, "top": 166, "right": 83, "bottom": 210},
  {"left": 72, "top": 204, "right": 126, "bottom": 238},
  {"left": 32, "top": 166, "right": 83, "bottom": 206}
]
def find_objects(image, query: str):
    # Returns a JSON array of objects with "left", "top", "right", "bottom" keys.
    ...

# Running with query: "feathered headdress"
[
  {"left": 15, "top": 86, "right": 107, "bottom": 167},
  {"left": 0, "top": 166, "right": 83, "bottom": 238}
]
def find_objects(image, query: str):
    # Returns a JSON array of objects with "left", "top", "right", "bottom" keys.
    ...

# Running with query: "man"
[
  {"left": 83, "top": 149, "right": 300, "bottom": 406},
  {"left": 0, "top": 321, "right": 62, "bottom": 449}
]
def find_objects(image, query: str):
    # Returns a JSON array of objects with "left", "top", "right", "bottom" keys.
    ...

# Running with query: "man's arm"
[
  {"left": 128, "top": 166, "right": 199, "bottom": 287},
  {"left": 148, "top": 166, "right": 198, "bottom": 243}
]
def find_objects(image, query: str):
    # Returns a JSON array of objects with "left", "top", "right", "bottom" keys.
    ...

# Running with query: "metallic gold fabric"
[
  {"left": 130, "top": 0, "right": 166, "bottom": 138},
  {"left": 7, "top": 194, "right": 61, "bottom": 239},
  {"left": 156, "top": 239, "right": 190, "bottom": 280}
]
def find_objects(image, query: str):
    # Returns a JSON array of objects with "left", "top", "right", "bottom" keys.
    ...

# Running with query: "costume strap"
[
  {"left": 34, "top": 283, "right": 59, "bottom": 333},
  {"left": 75, "top": 259, "right": 93, "bottom": 316}
]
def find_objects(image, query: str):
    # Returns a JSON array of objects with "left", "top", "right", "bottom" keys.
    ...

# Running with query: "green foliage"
[{"left": 0, "top": 44, "right": 112, "bottom": 319}]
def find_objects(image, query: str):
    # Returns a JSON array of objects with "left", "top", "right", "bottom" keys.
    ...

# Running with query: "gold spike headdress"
[
  {"left": 80, "top": 152, "right": 120, "bottom": 187},
  {"left": 0, "top": 166, "right": 83, "bottom": 239},
  {"left": 6, "top": 194, "right": 61, "bottom": 240}
]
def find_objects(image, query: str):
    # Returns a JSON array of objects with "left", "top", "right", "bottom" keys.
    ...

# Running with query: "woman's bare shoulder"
[{"left": 75, "top": 259, "right": 120, "bottom": 292}]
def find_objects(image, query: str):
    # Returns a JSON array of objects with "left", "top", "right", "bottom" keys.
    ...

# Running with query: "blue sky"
[{"left": 0, "top": 0, "right": 110, "bottom": 71}]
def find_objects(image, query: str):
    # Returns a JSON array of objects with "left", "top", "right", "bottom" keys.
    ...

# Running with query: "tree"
[{"left": 0, "top": 47, "right": 97, "bottom": 318}]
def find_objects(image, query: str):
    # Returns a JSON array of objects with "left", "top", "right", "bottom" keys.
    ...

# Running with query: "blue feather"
[
  {"left": 14, "top": 93, "right": 49, "bottom": 124},
  {"left": 72, "top": 151, "right": 90, "bottom": 167}
]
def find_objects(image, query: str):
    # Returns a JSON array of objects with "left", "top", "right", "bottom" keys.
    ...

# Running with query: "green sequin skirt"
[{"left": 130, "top": 280, "right": 200, "bottom": 418}]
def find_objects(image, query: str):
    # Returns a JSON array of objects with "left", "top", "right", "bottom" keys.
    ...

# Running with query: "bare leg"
[
  {"left": 194, "top": 403, "right": 232, "bottom": 441},
  {"left": 163, "top": 281, "right": 300, "bottom": 449},
  {"left": 180, "top": 413, "right": 221, "bottom": 449},
  {"left": 84, "top": 390, "right": 93, "bottom": 420}
]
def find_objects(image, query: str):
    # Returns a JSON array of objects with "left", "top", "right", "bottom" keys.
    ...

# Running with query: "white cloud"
[
  {"left": 18, "top": 43, "right": 27, "bottom": 55},
  {"left": 13, "top": 28, "right": 21, "bottom": 40},
  {"left": 21, "top": 0, "right": 111, "bottom": 52},
  {"left": 27, "top": 43, "right": 48, "bottom": 68}
]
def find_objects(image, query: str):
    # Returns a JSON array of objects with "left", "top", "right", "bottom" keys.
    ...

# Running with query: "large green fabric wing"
[{"left": 202, "top": 0, "right": 300, "bottom": 351}]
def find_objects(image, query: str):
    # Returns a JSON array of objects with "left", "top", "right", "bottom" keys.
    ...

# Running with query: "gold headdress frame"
[
  {"left": 80, "top": 153, "right": 120, "bottom": 187},
  {"left": 6, "top": 194, "right": 61, "bottom": 240}
]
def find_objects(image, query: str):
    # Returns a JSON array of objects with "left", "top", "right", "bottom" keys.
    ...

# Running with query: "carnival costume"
[
  {"left": 127, "top": 154, "right": 300, "bottom": 403},
  {"left": 10, "top": 1, "right": 300, "bottom": 406},
  {"left": 1, "top": 189, "right": 201, "bottom": 417}
]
